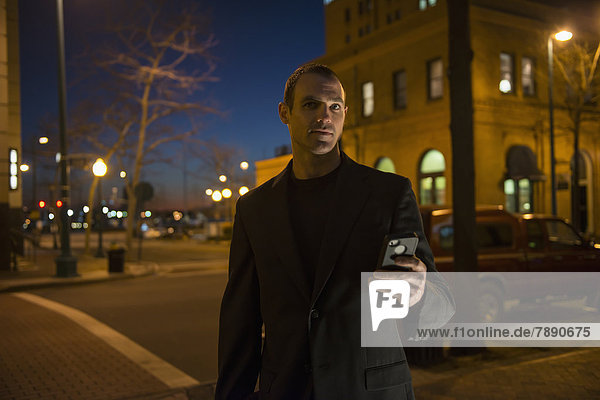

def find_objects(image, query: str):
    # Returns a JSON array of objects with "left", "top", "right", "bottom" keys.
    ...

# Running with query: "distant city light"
[
  {"left": 102, "top": 206, "right": 109, "bottom": 214},
  {"left": 39, "top": 136, "right": 49, "bottom": 145},
  {"left": 123, "top": 211, "right": 128, "bottom": 217},
  {"left": 499, "top": 79, "right": 512, "bottom": 93},
  {"left": 83, "top": 206, "right": 90, "bottom": 213},
  {"left": 55, "top": 152, "right": 61, "bottom": 163},
  {"left": 167, "top": 227, "right": 175, "bottom": 234},
  {"left": 116, "top": 211, "right": 123, "bottom": 218},
  {"left": 222, "top": 188, "right": 232, "bottom": 198},
  {"left": 205, "top": 189, "right": 213, "bottom": 196},
  {"left": 219, "top": 175, "right": 227, "bottom": 182},
  {"left": 120, "top": 170, "right": 126, "bottom": 178},
  {"left": 20, "top": 164, "right": 30, "bottom": 172},
  {"left": 145, "top": 210, "right": 152, "bottom": 218},
  {"left": 83, "top": 222, "right": 89, "bottom": 228},
  {"left": 212, "top": 190, "right": 222, "bottom": 202},
  {"left": 48, "top": 213, "right": 55, "bottom": 220},
  {"left": 554, "top": 30, "right": 573, "bottom": 41},
  {"left": 239, "top": 186, "right": 249, "bottom": 196},
  {"left": 173, "top": 211, "right": 183, "bottom": 221},
  {"left": 67, "top": 209, "right": 74, "bottom": 217},
  {"left": 240, "top": 161, "right": 249, "bottom": 170}
]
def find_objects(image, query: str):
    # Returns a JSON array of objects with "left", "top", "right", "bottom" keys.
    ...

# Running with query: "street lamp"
[
  {"left": 55, "top": 0, "right": 77, "bottom": 277},
  {"left": 548, "top": 30, "right": 573, "bottom": 216},
  {"left": 92, "top": 158, "right": 107, "bottom": 258}
]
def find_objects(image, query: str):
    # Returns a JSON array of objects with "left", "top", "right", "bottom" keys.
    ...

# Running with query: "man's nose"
[{"left": 317, "top": 104, "right": 332, "bottom": 123}]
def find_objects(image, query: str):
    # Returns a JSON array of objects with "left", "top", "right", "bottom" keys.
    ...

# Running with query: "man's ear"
[{"left": 278, "top": 102, "right": 290, "bottom": 124}]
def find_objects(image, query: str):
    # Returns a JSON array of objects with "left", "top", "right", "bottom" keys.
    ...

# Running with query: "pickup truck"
[{"left": 419, "top": 205, "right": 600, "bottom": 321}]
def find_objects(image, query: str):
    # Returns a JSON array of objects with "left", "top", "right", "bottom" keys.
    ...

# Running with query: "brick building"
[
  {"left": 256, "top": 0, "right": 600, "bottom": 238},
  {"left": 0, "top": 0, "right": 22, "bottom": 269}
]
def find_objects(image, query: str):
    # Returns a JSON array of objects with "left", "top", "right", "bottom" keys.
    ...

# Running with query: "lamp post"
[
  {"left": 548, "top": 30, "right": 573, "bottom": 216},
  {"left": 92, "top": 158, "right": 107, "bottom": 258},
  {"left": 54, "top": 0, "right": 77, "bottom": 277}
]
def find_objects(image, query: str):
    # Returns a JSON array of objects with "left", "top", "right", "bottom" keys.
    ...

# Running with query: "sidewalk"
[{"left": 0, "top": 234, "right": 158, "bottom": 293}]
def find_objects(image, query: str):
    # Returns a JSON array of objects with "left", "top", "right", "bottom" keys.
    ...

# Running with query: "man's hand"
[{"left": 374, "top": 256, "right": 427, "bottom": 307}]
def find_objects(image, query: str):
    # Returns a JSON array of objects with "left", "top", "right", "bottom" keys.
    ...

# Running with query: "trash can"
[{"left": 107, "top": 247, "right": 126, "bottom": 273}]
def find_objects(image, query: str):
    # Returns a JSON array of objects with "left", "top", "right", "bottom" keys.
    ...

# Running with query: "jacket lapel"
[
  {"left": 263, "top": 160, "right": 312, "bottom": 303},
  {"left": 310, "top": 153, "right": 371, "bottom": 307}
]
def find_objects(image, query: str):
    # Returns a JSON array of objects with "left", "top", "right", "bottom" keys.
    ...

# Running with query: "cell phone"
[{"left": 376, "top": 233, "right": 419, "bottom": 271}]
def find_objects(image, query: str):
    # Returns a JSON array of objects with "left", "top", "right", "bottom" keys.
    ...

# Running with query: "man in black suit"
[{"left": 216, "top": 64, "right": 454, "bottom": 400}]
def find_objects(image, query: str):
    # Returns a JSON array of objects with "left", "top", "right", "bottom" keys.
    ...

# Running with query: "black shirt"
[{"left": 288, "top": 165, "right": 340, "bottom": 286}]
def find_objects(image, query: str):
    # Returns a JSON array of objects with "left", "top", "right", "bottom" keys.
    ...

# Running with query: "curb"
[{"left": 0, "top": 262, "right": 159, "bottom": 293}]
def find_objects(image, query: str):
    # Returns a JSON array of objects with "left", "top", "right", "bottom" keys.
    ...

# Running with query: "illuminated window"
[
  {"left": 362, "top": 81, "right": 374, "bottom": 117},
  {"left": 419, "top": 0, "right": 437, "bottom": 10},
  {"left": 522, "top": 57, "right": 535, "bottom": 96},
  {"left": 500, "top": 53, "right": 514, "bottom": 94},
  {"left": 9, "top": 148, "right": 18, "bottom": 190},
  {"left": 374, "top": 157, "right": 396, "bottom": 173},
  {"left": 504, "top": 177, "right": 532, "bottom": 213},
  {"left": 419, "top": 149, "right": 446, "bottom": 205},
  {"left": 428, "top": 58, "right": 443, "bottom": 100},
  {"left": 393, "top": 70, "right": 407, "bottom": 109},
  {"left": 504, "top": 145, "right": 543, "bottom": 213}
]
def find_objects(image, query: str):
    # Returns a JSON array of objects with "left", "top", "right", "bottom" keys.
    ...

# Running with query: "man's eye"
[
  {"left": 303, "top": 102, "right": 316, "bottom": 109},
  {"left": 331, "top": 104, "right": 342, "bottom": 111}
]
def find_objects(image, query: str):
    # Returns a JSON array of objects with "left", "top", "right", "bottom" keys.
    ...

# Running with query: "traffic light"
[
  {"left": 38, "top": 200, "right": 46, "bottom": 208},
  {"left": 56, "top": 200, "right": 63, "bottom": 208}
]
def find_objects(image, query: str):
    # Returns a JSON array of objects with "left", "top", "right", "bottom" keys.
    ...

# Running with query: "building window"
[
  {"left": 419, "top": 0, "right": 437, "bottom": 10},
  {"left": 345, "top": 8, "right": 351, "bottom": 22},
  {"left": 419, "top": 149, "right": 446, "bottom": 205},
  {"left": 393, "top": 70, "right": 407, "bottom": 109},
  {"left": 366, "top": 0, "right": 373, "bottom": 11},
  {"left": 362, "top": 81, "right": 374, "bottom": 117},
  {"left": 358, "top": 27, "right": 363, "bottom": 37},
  {"left": 504, "top": 145, "right": 544, "bottom": 213},
  {"left": 428, "top": 58, "right": 443, "bottom": 100},
  {"left": 345, "top": 34, "right": 351, "bottom": 43},
  {"left": 387, "top": 13, "right": 392, "bottom": 24},
  {"left": 9, "top": 148, "right": 18, "bottom": 190},
  {"left": 375, "top": 157, "right": 396, "bottom": 173},
  {"left": 522, "top": 56, "right": 535, "bottom": 96},
  {"left": 365, "top": 24, "right": 372, "bottom": 34},
  {"left": 359, "top": 1, "right": 363, "bottom": 15},
  {"left": 500, "top": 53, "right": 514, "bottom": 94},
  {"left": 395, "top": 9, "right": 401, "bottom": 19}
]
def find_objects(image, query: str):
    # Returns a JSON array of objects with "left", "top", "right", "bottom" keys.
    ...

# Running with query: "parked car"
[{"left": 419, "top": 205, "right": 600, "bottom": 321}]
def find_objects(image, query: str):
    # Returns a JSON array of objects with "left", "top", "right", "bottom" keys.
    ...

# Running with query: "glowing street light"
[
  {"left": 20, "top": 164, "right": 30, "bottom": 172},
  {"left": 212, "top": 190, "right": 223, "bottom": 202},
  {"left": 92, "top": 158, "right": 108, "bottom": 258},
  {"left": 219, "top": 174, "right": 227, "bottom": 182},
  {"left": 239, "top": 186, "right": 249, "bottom": 196},
  {"left": 240, "top": 161, "right": 249, "bottom": 170},
  {"left": 548, "top": 29, "right": 573, "bottom": 216},
  {"left": 222, "top": 188, "right": 232, "bottom": 199},
  {"left": 120, "top": 170, "right": 126, "bottom": 179},
  {"left": 205, "top": 188, "right": 213, "bottom": 196}
]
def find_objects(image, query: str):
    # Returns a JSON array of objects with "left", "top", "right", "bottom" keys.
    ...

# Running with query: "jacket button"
[{"left": 310, "top": 309, "right": 319, "bottom": 319}]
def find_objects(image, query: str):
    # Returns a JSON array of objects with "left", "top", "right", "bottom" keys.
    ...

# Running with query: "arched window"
[
  {"left": 503, "top": 145, "right": 544, "bottom": 213},
  {"left": 570, "top": 151, "right": 594, "bottom": 234},
  {"left": 374, "top": 157, "right": 396, "bottom": 173},
  {"left": 418, "top": 149, "right": 446, "bottom": 205}
]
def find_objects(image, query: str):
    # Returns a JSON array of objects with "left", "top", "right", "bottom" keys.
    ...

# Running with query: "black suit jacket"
[{"left": 216, "top": 153, "right": 454, "bottom": 400}]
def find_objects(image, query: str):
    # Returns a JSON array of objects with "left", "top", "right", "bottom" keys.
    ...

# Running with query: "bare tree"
[
  {"left": 554, "top": 39, "right": 600, "bottom": 232},
  {"left": 79, "top": 0, "right": 220, "bottom": 251}
]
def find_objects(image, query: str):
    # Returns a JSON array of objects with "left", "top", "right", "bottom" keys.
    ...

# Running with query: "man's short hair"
[{"left": 283, "top": 63, "right": 343, "bottom": 111}]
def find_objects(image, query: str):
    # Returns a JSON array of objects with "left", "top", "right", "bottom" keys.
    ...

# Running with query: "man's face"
[{"left": 279, "top": 73, "right": 347, "bottom": 156}]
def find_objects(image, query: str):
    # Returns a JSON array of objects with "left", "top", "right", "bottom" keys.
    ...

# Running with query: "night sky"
[{"left": 18, "top": 0, "right": 325, "bottom": 210}]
